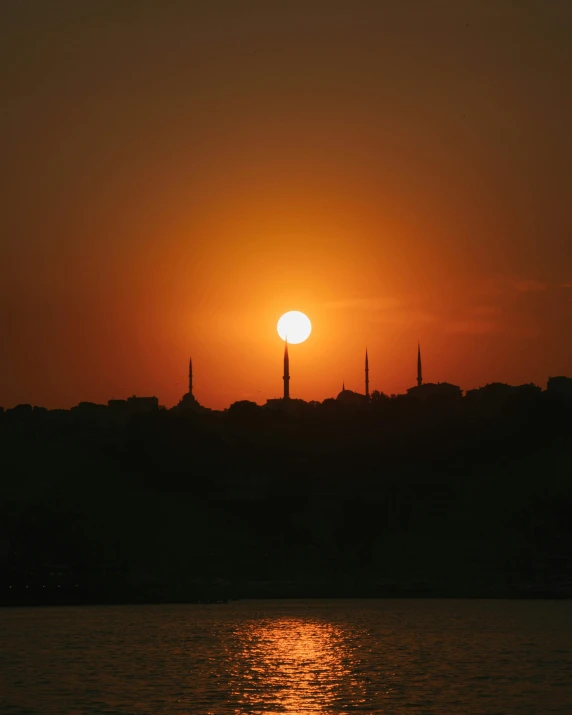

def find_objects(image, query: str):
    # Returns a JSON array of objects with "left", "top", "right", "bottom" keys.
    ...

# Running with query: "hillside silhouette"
[{"left": 1, "top": 386, "right": 572, "bottom": 602}]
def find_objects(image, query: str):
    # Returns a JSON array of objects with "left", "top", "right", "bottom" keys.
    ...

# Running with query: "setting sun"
[{"left": 277, "top": 311, "right": 312, "bottom": 344}]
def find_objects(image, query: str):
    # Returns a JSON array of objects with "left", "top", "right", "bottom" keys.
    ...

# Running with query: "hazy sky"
[{"left": 1, "top": 0, "right": 571, "bottom": 408}]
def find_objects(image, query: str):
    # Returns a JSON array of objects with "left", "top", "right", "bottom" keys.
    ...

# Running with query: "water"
[{"left": 0, "top": 599, "right": 571, "bottom": 714}]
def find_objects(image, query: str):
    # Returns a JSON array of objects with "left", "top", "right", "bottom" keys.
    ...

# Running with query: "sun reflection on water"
[{"left": 229, "top": 617, "right": 359, "bottom": 714}]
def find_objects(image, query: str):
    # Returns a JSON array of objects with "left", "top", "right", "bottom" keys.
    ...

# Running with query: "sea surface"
[{"left": 0, "top": 599, "right": 571, "bottom": 714}]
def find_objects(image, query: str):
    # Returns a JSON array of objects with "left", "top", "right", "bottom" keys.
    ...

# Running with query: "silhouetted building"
[
  {"left": 108, "top": 399, "right": 127, "bottom": 413},
  {"left": 264, "top": 341, "right": 294, "bottom": 407},
  {"left": 406, "top": 382, "right": 462, "bottom": 401},
  {"left": 108, "top": 396, "right": 159, "bottom": 418},
  {"left": 336, "top": 388, "right": 368, "bottom": 406},
  {"left": 6, "top": 404, "right": 33, "bottom": 419},
  {"left": 283, "top": 340, "right": 290, "bottom": 400},
  {"left": 127, "top": 396, "right": 158, "bottom": 412},
  {"left": 228, "top": 400, "right": 261, "bottom": 421},
  {"left": 405, "top": 343, "right": 461, "bottom": 400},
  {"left": 72, "top": 402, "right": 107, "bottom": 418},
  {"left": 265, "top": 397, "right": 307, "bottom": 413},
  {"left": 516, "top": 383, "right": 542, "bottom": 396},
  {"left": 547, "top": 376, "right": 572, "bottom": 401},
  {"left": 465, "top": 383, "right": 510, "bottom": 404},
  {"left": 335, "top": 349, "right": 370, "bottom": 406},
  {"left": 189, "top": 356, "right": 193, "bottom": 397},
  {"left": 464, "top": 383, "right": 541, "bottom": 417},
  {"left": 176, "top": 356, "right": 208, "bottom": 412},
  {"left": 465, "top": 382, "right": 541, "bottom": 409}
]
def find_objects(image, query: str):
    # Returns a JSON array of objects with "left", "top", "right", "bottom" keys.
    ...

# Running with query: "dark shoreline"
[{"left": 2, "top": 582, "right": 572, "bottom": 607}]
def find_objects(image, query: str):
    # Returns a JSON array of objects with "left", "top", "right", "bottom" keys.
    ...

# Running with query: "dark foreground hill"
[{"left": 1, "top": 398, "right": 571, "bottom": 602}]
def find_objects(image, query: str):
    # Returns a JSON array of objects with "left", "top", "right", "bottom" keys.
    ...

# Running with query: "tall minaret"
[
  {"left": 365, "top": 348, "right": 370, "bottom": 398},
  {"left": 188, "top": 356, "right": 193, "bottom": 396},
  {"left": 283, "top": 340, "right": 290, "bottom": 400},
  {"left": 417, "top": 342, "right": 423, "bottom": 388}
]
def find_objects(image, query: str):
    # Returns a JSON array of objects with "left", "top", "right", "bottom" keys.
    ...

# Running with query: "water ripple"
[{"left": 0, "top": 600, "right": 571, "bottom": 713}]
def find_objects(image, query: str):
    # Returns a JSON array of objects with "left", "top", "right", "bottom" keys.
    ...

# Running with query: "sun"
[{"left": 277, "top": 311, "right": 312, "bottom": 344}]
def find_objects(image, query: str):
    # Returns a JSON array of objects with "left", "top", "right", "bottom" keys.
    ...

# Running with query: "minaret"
[
  {"left": 417, "top": 342, "right": 423, "bottom": 388},
  {"left": 365, "top": 348, "right": 369, "bottom": 398},
  {"left": 188, "top": 356, "right": 193, "bottom": 396},
  {"left": 283, "top": 340, "right": 290, "bottom": 400}
]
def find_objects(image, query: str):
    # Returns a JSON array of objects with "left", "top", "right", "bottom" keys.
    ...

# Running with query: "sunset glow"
[{"left": 1, "top": 3, "right": 571, "bottom": 411}]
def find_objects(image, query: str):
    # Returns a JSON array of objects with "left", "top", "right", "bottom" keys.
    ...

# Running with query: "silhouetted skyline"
[
  {"left": 1, "top": 343, "right": 571, "bottom": 414},
  {"left": 2, "top": 343, "right": 572, "bottom": 604}
]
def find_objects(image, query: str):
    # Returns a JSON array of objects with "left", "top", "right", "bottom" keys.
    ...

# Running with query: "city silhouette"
[{"left": 1, "top": 342, "right": 571, "bottom": 604}]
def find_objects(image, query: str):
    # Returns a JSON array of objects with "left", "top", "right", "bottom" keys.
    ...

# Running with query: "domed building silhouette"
[
  {"left": 336, "top": 350, "right": 370, "bottom": 406},
  {"left": 405, "top": 343, "right": 462, "bottom": 401},
  {"left": 176, "top": 357, "right": 209, "bottom": 412}
]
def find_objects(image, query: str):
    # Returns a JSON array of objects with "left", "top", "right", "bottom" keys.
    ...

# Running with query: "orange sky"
[{"left": 1, "top": 1, "right": 571, "bottom": 410}]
